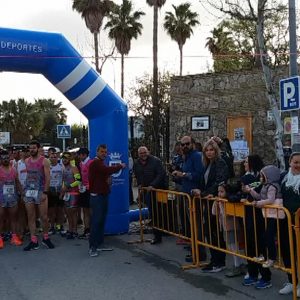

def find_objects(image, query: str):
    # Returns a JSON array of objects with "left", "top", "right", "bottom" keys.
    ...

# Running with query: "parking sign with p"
[{"left": 280, "top": 76, "right": 300, "bottom": 111}]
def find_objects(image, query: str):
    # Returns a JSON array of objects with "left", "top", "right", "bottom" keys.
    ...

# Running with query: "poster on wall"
[
  {"left": 291, "top": 116, "right": 299, "bottom": 134},
  {"left": 191, "top": 116, "right": 210, "bottom": 131},
  {"left": 293, "top": 133, "right": 300, "bottom": 144},
  {"left": 232, "top": 149, "right": 249, "bottom": 161},
  {"left": 284, "top": 117, "right": 291, "bottom": 134},
  {"left": 234, "top": 127, "right": 245, "bottom": 140},
  {"left": 230, "top": 139, "right": 249, "bottom": 161},
  {"left": 0, "top": 132, "right": 10, "bottom": 144}
]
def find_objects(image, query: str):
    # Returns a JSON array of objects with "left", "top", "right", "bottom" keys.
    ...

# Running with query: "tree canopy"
[
  {"left": 0, "top": 98, "right": 67, "bottom": 145},
  {"left": 205, "top": 0, "right": 289, "bottom": 72},
  {"left": 128, "top": 72, "right": 171, "bottom": 161},
  {"left": 104, "top": 0, "right": 145, "bottom": 97},
  {"left": 164, "top": 3, "right": 199, "bottom": 75}
]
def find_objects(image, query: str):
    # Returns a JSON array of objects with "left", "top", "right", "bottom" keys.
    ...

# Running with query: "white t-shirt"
[{"left": 17, "top": 159, "right": 27, "bottom": 188}]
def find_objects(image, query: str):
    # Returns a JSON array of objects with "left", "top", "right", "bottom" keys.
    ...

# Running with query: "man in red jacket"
[{"left": 88, "top": 144, "right": 126, "bottom": 257}]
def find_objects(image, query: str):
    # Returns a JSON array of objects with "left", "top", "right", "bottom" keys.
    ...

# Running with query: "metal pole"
[
  {"left": 289, "top": 0, "right": 300, "bottom": 151},
  {"left": 130, "top": 116, "right": 134, "bottom": 150},
  {"left": 289, "top": 0, "right": 298, "bottom": 76},
  {"left": 63, "top": 138, "right": 65, "bottom": 152}
]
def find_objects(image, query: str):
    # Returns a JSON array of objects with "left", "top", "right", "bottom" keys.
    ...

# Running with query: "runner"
[
  {"left": 0, "top": 150, "right": 23, "bottom": 248},
  {"left": 77, "top": 148, "right": 92, "bottom": 239},
  {"left": 48, "top": 151, "right": 64, "bottom": 235},
  {"left": 61, "top": 152, "right": 81, "bottom": 239},
  {"left": 16, "top": 148, "right": 29, "bottom": 237},
  {"left": 23, "top": 140, "right": 54, "bottom": 251}
]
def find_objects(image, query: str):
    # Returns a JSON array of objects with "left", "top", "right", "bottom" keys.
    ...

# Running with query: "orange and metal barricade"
[
  {"left": 192, "top": 196, "right": 298, "bottom": 299},
  {"left": 129, "top": 189, "right": 298, "bottom": 298},
  {"left": 129, "top": 187, "right": 196, "bottom": 268},
  {"left": 295, "top": 208, "right": 300, "bottom": 297}
]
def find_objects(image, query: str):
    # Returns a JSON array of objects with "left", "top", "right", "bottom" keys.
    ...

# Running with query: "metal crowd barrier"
[
  {"left": 130, "top": 187, "right": 197, "bottom": 269},
  {"left": 192, "top": 196, "right": 298, "bottom": 300},
  {"left": 295, "top": 208, "right": 300, "bottom": 298},
  {"left": 130, "top": 188, "right": 299, "bottom": 298}
]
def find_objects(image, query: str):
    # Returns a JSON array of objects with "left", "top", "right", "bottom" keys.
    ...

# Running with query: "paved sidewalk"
[
  {"left": 0, "top": 227, "right": 292, "bottom": 300},
  {"left": 0, "top": 187, "right": 294, "bottom": 300}
]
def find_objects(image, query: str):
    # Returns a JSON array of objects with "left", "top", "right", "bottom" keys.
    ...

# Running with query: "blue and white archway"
[{"left": 0, "top": 27, "right": 129, "bottom": 234}]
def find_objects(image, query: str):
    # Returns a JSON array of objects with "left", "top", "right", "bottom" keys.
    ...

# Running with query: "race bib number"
[
  {"left": 25, "top": 189, "right": 38, "bottom": 199},
  {"left": 63, "top": 193, "right": 70, "bottom": 201},
  {"left": 3, "top": 185, "right": 15, "bottom": 195},
  {"left": 50, "top": 179, "right": 60, "bottom": 187}
]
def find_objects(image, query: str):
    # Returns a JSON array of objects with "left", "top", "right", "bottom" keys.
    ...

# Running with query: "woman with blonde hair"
[{"left": 192, "top": 139, "right": 229, "bottom": 272}]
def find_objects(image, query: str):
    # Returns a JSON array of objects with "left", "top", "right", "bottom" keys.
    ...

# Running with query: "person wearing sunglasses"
[
  {"left": 172, "top": 135, "right": 204, "bottom": 261},
  {"left": 172, "top": 136, "right": 204, "bottom": 195}
]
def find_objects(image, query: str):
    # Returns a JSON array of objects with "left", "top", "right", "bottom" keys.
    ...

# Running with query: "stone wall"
[{"left": 170, "top": 68, "right": 290, "bottom": 164}]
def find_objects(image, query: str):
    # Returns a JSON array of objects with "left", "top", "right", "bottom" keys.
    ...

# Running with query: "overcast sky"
[{"left": 0, "top": 0, "right": 220, "bottom": 124}]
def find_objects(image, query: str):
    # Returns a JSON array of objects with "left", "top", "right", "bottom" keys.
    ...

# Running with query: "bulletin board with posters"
[{"left": 227, "top": 116, "right": 252, "bottom": 161}]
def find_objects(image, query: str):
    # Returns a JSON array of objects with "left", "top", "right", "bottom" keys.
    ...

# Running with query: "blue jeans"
[{"left": 89, "top": 194, "right": 109, "bottom": 250}]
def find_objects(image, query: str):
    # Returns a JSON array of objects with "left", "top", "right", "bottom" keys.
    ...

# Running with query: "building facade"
[{"left": 169, "top": 68, "right": 291, "bottom": 165}]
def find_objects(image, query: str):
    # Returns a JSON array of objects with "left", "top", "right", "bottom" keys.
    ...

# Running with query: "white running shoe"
[
  {"left": 253, "top": 255, "right": 265, "bottom": 262},
  {"left": 262, "top": 259, "right": 274, "bottom": 268},
  {"left": 279, "top": 282, "right": 293, "bottom": 295}
]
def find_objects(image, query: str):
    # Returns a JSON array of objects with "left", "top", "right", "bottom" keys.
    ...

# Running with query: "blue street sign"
[
  {"left": 57, "top": 125, "right": 71, "bottom": 139},
  {"left": 280, "top": 76, "right": 300, "bottom": 111}
]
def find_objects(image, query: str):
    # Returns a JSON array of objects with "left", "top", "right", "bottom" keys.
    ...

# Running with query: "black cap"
[
  {"left": 48, "top": 147, "right": 57, "bottom": 153},
  {"left": 77, "top": 147, "right": 89, "bottom": 155}
]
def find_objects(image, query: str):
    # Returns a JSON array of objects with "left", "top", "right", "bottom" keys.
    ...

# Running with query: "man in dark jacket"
[
  {"left": 134, "top": 146, "right": 167, "bottom": 244},
  {"left": 172, "top": 136, "right": 203, "bottom": 194},
  {"left": 172, "top": 135, "right": 205, "bottom": 261}
]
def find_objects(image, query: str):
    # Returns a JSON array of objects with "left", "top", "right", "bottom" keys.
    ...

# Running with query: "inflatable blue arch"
[{"left": 0, "top": 27, "right": 129, "bottom": 234}]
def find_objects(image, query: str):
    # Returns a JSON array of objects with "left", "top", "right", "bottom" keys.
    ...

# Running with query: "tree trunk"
[
  {"left": 179, "top": 44, "right": 183, "bottom": 76},
  {"left": 121, "top": 53, "right": 124, "bottom": 98},
  {"left": 94, "top": 32, "right": 100, "bottom": 74},
  {"left": 152, "top": 5, "right": 160, "bottom": 157},
  {"left": 257, "top": 0, "right": 285, "bottom": 170},
  {"left": 253, "top": 38, "right": 262, "bottom": 68},
  {"left": 165, "top": 106, "right": 170, "bottom": 163}
]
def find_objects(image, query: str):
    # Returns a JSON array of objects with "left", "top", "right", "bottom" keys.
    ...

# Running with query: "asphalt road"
[{"left": 0, "top": 228, "right": 293, "bottom": 300}]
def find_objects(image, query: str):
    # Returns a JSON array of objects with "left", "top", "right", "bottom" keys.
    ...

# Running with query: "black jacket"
[
  {"left": 134, "top": 155, "right": 167, "bottom": 189},
  {"left": 200, "top": 158, "right": 229, "bottom": 197}
]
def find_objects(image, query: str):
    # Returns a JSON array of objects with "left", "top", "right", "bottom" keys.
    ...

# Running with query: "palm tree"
[
  {"left": 105, "top": 0, "right": 145, "bottom": 98},
  {"left": 205, "top": 24, "right": 240, "bottom": 72},
  {"left": 146, "top": 0, "right": 166, "bottom": 157},
  {"left": 164, "top": 3, "right": 199, "bottom": 75},
  {"left": 34, "top": 99, "right": 68, "bottom": 144},
  {"left": 72, "top": 0, "right": 114, "bottom": 73},
  {"left": 34, "top": 99, "right": 67, "bottom": 124}
]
